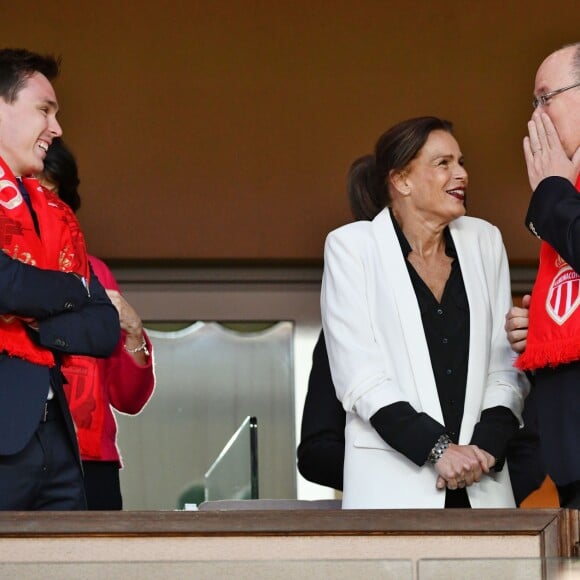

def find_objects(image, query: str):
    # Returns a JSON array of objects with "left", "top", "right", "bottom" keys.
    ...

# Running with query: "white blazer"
[{"left": 321, "top": 209, "right": 529, "bottom": 509}]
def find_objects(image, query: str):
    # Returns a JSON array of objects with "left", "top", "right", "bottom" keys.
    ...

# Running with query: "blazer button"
[
  {"left": 54, "top": 338, "right": 67, "bottom": 348},
  {"left": 63, "top": 301, "right": 75, "bottom": 311}
]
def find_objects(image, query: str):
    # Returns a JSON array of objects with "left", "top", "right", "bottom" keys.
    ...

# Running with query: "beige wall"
[{"left": 3, "top": 1, "right": 578, "bottom": 261}]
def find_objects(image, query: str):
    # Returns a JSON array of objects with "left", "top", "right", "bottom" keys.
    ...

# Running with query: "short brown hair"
[{"left": 0, "top": 48, "right": 60, "bottom": 103}]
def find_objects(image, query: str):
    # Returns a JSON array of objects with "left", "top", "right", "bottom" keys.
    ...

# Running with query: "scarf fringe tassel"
[
  {"left": 0, "top": 333, "right": 55, "bottom": 367},
  {"left": 515, "top": 336, "right": 580, "bottom": 371}
]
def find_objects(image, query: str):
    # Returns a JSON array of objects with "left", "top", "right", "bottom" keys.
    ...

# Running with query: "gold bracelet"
[{"left": 123, "top": 337, "right": 150, "bottom": 357}]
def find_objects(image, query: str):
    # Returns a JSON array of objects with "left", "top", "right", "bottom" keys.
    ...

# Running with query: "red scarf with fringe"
[
  {"left": 0, "top": 155, "right": 89, "bottom": 367},
  {"left": 516, "top": 175, "right": 580, "bottom": 371}
]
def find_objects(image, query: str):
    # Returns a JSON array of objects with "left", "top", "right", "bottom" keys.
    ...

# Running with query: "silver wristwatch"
[{"left": 427, "top": 433, "right": 452, "bottom": 465}]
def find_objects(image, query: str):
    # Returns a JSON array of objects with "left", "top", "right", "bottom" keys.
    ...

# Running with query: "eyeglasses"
[{"left": 533, "top": 81, "right": 580, "bottom": 109}]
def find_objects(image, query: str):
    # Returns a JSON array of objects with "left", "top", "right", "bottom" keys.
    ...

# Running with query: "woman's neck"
[{"left": 391, "top": 207, "right": 447, "bottom": 259}]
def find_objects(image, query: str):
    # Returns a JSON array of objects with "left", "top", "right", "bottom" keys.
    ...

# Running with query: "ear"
[{"left": 388, "top": 169, "right": 410, "bottom": 196}]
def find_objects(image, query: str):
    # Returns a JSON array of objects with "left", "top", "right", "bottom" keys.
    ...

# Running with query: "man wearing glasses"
[{"left": 506, "top": 41, "right": 580, "bottom": 507}]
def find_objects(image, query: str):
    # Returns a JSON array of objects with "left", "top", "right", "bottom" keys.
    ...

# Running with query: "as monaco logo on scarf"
[
  {"left": 515, "top": 175, "right": 580, "bottom": 371},
  {"left": 547, "top": 262, "right": 580, "bottom": 325},
  {"left": 0, "top": 164, "right": 23, "bottom": 210}
]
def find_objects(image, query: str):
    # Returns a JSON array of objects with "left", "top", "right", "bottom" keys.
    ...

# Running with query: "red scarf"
[
  {"left": 0, "top": 155, "right": 89, "bottom": 367},
  {"left": 61, "top": 354, "right": 106, "bottom": 458},
  {"left": 516, "top": 175, "right": 580, "bottom": 371}
]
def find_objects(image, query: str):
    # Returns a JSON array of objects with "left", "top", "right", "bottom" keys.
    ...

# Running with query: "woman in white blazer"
[{"left": 321, "top": 117, "right": 529, "bottom": 509}]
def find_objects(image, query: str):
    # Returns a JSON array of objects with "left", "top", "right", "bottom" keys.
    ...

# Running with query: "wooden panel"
[
  {"left": 0, "top": 509, "right": 575, "bottom": 571},
  {"left": 0, "top": 509, "right": 567, "bottom": 536}
]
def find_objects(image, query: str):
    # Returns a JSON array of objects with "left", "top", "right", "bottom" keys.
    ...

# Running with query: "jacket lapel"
[
  {"left": 449, "top": 219, "right": 487, "bottom": 442},
  {"left": 371, "top": 209, "right": 444, "bottom": 424}
]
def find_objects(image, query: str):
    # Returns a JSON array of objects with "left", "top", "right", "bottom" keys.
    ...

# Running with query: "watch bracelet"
[{"left": 427, "top": 433, "right": 452, "bottom": 465}]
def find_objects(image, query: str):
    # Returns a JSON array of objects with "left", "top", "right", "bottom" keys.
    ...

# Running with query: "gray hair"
[
  {"left": 573, "top": 42, "right": 580, "bottom": 81},
  {"left": 559, "top": 41, "right": 580, "bottom": 81}
]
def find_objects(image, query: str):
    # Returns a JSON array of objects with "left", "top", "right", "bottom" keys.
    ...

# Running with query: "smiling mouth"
[
  {"left": 447, "top": 188, "right": 465, "bottom": 201},
  {"left": 37, "top": 141, "right": 49, "bottom": 152}
]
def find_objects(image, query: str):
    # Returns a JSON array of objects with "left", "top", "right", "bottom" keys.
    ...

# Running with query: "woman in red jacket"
[{"left": 41, "top": 138, "right": 155, "bottom": 510}]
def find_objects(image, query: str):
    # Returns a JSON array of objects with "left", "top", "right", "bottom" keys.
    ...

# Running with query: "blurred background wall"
[
  {"left": 3, "top": 1, "right": 578, "bottom": 263},
  {"left": 5, "top": 1, "right": 574, "bottom": 507}
]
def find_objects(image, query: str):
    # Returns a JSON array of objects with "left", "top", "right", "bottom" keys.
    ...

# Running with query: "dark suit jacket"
[
  {"left": 525, "top": 175, "right": 580, "bottom": 485},
  {"left": 0, "top": 254, "right": 120, "bottom": 457},
  {"left": 526, "top": 176, "right": 580, "bottom": 269}
]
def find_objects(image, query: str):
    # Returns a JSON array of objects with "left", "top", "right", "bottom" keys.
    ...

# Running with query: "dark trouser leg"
[
  {"left": 33, "top": 401, "right": 86, "bottom": 510},
  {"left": 535, "top": 364, "right": 580, "bottom": 487},
  {"left": 557, "top": 481, "right": 580, "bottom": 509},
  {"left": 0, "top": 432, "right": 45, "bottom": 510},
  {"left": 82, "top": 460, "right": 123, "bottom": 510},
  {"left": 0, "top": 399, "right": 86, "bottom": 510}
]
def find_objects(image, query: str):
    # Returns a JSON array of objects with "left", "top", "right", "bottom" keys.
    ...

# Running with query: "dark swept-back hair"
[
  {"left": 348, "top": 116, "right": 453, "bottom": 221},
  {"left": 42, "top": 138, "right": 82, "bottom": 213},
  {"left": 0, "top": 48, "right": 60, "bottom": 103}
]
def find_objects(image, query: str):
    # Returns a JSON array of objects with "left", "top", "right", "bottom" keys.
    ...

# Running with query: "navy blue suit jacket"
[
  {"left": 526, "top": 176, "right": 580, "bottom": 269},
  {"left": 525, "top": 175, "right": 580, "bottom": 485},
  {"left": 0, "top": 253, "right": 120, "bottom": 457}
]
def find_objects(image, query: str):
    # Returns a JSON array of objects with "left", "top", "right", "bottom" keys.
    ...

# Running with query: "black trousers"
[
  {"left": 0, "top": 400, "right": 86, "bottom": 510},
  {"left": 534, "top": 362, "right": 580, "bottom": 486},
  {"left": 445, "top": 488, "right": 471, "bottom": 508},
  {"left": 82, "top": 460, "right": 123, "bottom": 510},
  {"left": 557, "top": 481, "right": 580, "bottom": 509}
]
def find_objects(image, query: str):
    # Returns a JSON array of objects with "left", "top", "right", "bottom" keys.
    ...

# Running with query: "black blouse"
[{"left": 370, "top": 211, "right": 518, "bottom": 470}]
